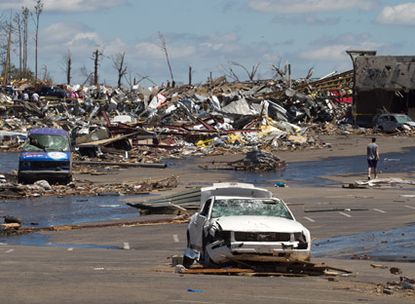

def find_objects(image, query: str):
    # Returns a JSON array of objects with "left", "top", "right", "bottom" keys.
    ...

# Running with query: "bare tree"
[
  {"left": 91, "top": 49, "right": 103, "bottom": 86},
  {"left": 80, "top": 65, "right": 93, "bottom": 86},
  {"left": 134, "top": 73, "right": 157, "bottom": 86},
  {"left": 229, "top": 61, "right": 260, "bottom": 82},
  {"left": 13, "top": 12, "right": 22, "bottom": 73},
  {"left": 1, "top": 15, "right": 13, "bottom": 85},
  {"left": 32, "top": 0, "right": 43, "bottom": 80},
  {"left": 41, "top": 64, "right": 52, "bottom": 83},
  {"left": 111, "top": 52, "right": 127, "bottom": 88},
  {"left": 62, "top": 50, "right": 72, "bottom": 85},
  {"left": 22, "top": 7, "right": 29, "bottom": 73},
  {"left": 158, "top": 32, "right": 175, "bottom": 86},
  {"left": 220, "top": 64, "right": 240, "bottom": 82},
  {"left": 271, "top": 64, "right": 285, "bottom": 79}
]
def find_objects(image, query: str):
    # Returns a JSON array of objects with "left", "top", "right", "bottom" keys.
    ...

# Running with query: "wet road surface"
[{"left": 1, "top": 151, "right": 415, "bottom": 262}]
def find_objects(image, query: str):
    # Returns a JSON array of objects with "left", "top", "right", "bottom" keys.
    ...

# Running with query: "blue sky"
[{"left": 2, "top": 0, "right": 415, "bottom": 86}]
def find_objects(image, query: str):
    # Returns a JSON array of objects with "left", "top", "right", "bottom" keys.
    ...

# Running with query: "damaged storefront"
[{"left": 353, "top": 55, "right": 415, "bottom": 127}]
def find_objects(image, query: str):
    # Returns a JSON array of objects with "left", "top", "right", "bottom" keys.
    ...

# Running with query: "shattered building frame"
[{"left": 351, "top": 53, "right": 415, "bottom": 127}]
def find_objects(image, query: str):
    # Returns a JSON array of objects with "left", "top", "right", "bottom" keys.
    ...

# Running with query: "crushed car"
[
  {"left": 373, "top": 113, "right": 415, "bottom": 132},
  {"left": 183, "top": 183, "right": 311, "bottom": 267}
]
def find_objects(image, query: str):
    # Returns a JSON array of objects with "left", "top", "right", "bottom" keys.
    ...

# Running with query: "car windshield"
[
  {"left": 395, "top": 115, "right": 413, "bottom": 124},
  {"left": 22, "top": 134, "right": 69, "bottom": 152},
  {"left": 211, "top": 198, "right": 293, "bottom": 219}
]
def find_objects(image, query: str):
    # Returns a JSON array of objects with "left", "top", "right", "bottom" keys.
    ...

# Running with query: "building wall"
[{"left": 354, "top": 56, "right": 415, "bottom": 125}]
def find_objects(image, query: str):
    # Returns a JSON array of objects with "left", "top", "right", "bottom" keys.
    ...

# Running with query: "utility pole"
[{"left": 188, "top": 66, "right": 192, "bottom": 86}]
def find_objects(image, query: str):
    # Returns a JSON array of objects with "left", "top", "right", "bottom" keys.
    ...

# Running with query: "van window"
[{"left": 23, "top": 134, "right": 69, "bottom": 152}]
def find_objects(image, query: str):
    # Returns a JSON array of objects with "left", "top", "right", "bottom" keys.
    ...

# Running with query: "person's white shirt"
[{"left": 31, "top": 92, "right": 39, "bottom": 102}]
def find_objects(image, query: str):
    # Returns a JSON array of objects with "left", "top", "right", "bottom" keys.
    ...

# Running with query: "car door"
[{"left": 188, "top": 199, "right": 213, "bottom": 250}]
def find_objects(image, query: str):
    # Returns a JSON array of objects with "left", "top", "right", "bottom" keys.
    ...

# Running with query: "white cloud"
[
  {"left": 377, "top": 3, "right": 415, "bottom": 25},
  {"left": 300, "top": 41, "right": 380, "bottom": 61},
  {"left": 0, "top": 0, "right": 127, "bottom": 12},
  {"left": 133, "top": 42, "right": 197, "bottom": 60},
  {"left": 41, "top": 22, "right": 102, "bottom": 55},
  {"left": 300, "top": 45, "right": 351, "bottom": 61},
  {"left": 248, "top": 0, "right": 376, "bottom": 14}
]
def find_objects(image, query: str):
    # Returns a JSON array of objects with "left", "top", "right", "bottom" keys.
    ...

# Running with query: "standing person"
[{"left": 367, "top": 137, "right": 380, "bottom": 180}]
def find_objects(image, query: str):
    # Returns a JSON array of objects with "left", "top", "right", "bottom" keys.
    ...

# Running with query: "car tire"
[{"left": 182, "top": 255, "right": 195, "bottom": 268}]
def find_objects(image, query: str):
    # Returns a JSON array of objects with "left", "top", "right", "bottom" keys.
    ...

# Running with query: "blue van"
[{"left": 18, "top": 128, "right": 72, "bottom": 184}]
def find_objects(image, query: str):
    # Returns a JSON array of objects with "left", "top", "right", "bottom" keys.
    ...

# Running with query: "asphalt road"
[{"left": 0, "top": 185, "right": 414, "bottom": 303}]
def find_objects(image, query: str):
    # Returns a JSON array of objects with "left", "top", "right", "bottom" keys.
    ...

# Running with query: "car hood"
[
  {"left": 403, "top": 121, "right": 415, "bottom": 127},
  {"left": 214, "top": 215, "right": 307, "bottom": 233}
]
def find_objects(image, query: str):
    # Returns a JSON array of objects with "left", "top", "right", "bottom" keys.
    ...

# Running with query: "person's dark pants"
[{"left": 367, "top": 159, "right": 378, "bottom": 168}]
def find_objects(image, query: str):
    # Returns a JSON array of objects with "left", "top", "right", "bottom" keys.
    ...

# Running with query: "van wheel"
[{"left": 63, "top": 176, "right": 72, "bottom": 184}]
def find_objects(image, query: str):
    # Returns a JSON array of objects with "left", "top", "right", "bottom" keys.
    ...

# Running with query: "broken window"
[
  {"left": 23, "top": 134, "right": 70, "bottom": 152},
  {"left": 211, "top": 199, "right": 293, "bottom": 219}
]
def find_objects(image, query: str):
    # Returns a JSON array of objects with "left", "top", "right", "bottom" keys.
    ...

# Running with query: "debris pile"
[
  {"left": 0, "top": 215, "right": 21, "bottom": 236},
  {"left": 200, "top": 148, "right": 286, "bottom": 171},
  {"left": 174, "top": 261, "right": 353, "bottom": 277},
  {"left": 0, "top": 72, "right": 356, "bottom": 162},
  {"left": 372, "top": 265, "right": 415, "bottom": 296},
  {"left": 0, "top": 176, "right": 178, "bottom": 199}
]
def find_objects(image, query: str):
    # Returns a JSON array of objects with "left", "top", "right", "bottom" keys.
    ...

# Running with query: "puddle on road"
[
  {"left": 0, "top": 194, "right": 144, "bottom": 228},
  {"left": 3, "top": 147, "right": 415, "bottom": 188},
  {"left": 2, "top": 150, "right": 415, "bottom": 255},
  {"left": 0, "top": 233, "right": 119, "bottom": 250},
  {"left": 0, "top": 152, "right": 18, "bottom": 173},
  {"left": 2, "top": 223, "right": 414, "bottom": 259},
  {"left": 312, "top": 224, "right": 415, "bottom": 262},
  {"left": 168, "top": 147, "right": 415, "bottom": 187}
]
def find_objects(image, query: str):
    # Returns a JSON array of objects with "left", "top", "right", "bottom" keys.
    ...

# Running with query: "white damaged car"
[{"left": 183, "top": 183, "right": 311, "bottom": 267}]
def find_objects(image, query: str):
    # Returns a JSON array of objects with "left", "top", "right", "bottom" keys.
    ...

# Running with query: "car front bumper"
[{"left": 206, "top": 240, "right": 311, "bottom": 263}]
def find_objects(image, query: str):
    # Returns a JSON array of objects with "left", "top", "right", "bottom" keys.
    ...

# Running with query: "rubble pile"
[
  {"left": 0, "top": 73, "right": 355, "bottom": 161},
  {"left": 200, "top": 148, "right": 286, "bottom": 171},
  {"left": 0, "top": 176, "right": 178, "bottom": 199}
]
